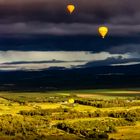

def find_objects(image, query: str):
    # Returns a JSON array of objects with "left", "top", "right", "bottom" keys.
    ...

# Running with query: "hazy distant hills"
[{"left": 0, "top": 64, "right": 140, "bottom": 91}]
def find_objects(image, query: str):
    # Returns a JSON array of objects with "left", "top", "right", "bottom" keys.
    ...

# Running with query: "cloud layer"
[
  {"left": 0, "top": 0, "right": 139, "bottom": 24},
  {"left": 0, "top": 0, "right": 140, "bottom": 35},
  {"left": 0, "top": 50, "right": 137, "bottom": 71},
  {"left": 0, "top": 23, "right": 140, "bottom": 35}
]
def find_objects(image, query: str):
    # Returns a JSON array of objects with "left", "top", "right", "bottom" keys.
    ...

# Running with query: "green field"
[{"left": 0, "top": 89, "right": 140, "bottom": 140}]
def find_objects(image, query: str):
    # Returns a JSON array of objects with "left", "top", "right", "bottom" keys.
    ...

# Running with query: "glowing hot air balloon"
[
  {"left": 68, "top": 98, "right": 74, "bottom": 104},
  {"left": 98, "top": 26, "right": 108, "bottom": 38},
  {"left": 67, "top": 4, "right": 75, "bottom": 14}
]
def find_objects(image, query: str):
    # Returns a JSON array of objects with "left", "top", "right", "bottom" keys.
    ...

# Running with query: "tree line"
[{"left": 75, "top": 99, "right": 140, "bottom": 108}]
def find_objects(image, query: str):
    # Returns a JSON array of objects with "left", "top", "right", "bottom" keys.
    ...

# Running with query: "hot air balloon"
[
  {"left": 67, "top": 4, "right": 75, "bottom": 14},
  {"left": 98, "top": 26, "right": 108, "bottom": 38},
  {"left": 68, "top": 98, "right": 74, "bottom": 104}
]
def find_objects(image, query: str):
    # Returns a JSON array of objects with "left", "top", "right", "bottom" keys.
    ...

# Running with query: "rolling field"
[
  {"left": 109, "top": 122, "right": 140, "bottom": 140},
  {"left": 0, "top": 89, "right": 140, "bottom": 140}
]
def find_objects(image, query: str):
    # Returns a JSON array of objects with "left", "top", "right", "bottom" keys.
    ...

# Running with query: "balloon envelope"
[
  {"left": 68, "top": 98, "right": 74, "bottom": 104},
  {"left": 98, "top": 26, "right": 108, "bottom": 38},
  {"left": 67, "top": 4, "right": 75, "bottom": 14}
]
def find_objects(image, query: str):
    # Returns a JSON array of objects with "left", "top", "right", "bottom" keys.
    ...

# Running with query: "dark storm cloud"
[
  {"left": 108, "top": 44, "right": 140, "bottom": 54},
  {"left": 0, "top": 23, "right": 140, "bottom": 35},
  {"left": 0, "top": 0, "right": 139, "bottom": 24},
  {"left": 83, "top": 57, "right": 140, "bottom": 67},
  {"left": 0, "top": 35, "right": 140, "bottom": 52},
  {"left": 0, "top": 0, "right": 140, "bottom": 35}
]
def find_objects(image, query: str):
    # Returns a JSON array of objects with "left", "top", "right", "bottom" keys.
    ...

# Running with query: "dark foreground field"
[{"left": 0, "top": 89, "right": 140, "bottom": 140}]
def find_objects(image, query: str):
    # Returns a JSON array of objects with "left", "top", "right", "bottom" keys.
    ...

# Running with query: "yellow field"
[
  {"left": 109, "top": 122, "right": 140, "bottom": 140},
  {"left": 0, "top": 90, "right": 140, "bottom": 140}
]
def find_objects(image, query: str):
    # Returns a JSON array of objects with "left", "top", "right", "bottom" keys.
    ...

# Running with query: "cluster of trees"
[
  {"left": 57, "top": 123, "right": 109, "bottom": 139},
  {"left": 128, "top": 96, "right": 140, "bottom": 100},
  {"left": 19, "top": 107, "right": 140, "bottom": 124},
  {"left": 0, "top": 94, "right": 71, "bottom": 104},
  {"left": 0, "top": 114, "right": 50, "bottom": 137},
  {"left": 20, "top": 107, "right": 69, "bottom": 116},
  {"left": 75, "top": 99, "right": 140, "bottom": 108},
  {"left": 0, "top": 114, "right": 83, "bottom": 140},
  {"left": 2, "top": 94, "right": 140, "bottom": 108},
  {"left": 109, "top": 109, "right": 140, "bottom": 122},
  {"left": 0, "top": 112, "right": 136, "bottom": 140},
  {"left": 56, "top": 118, "right": 133, "bottom": 139},
  {"left": 51, "top": 110, "right": 108, "bottom": 120},
  {"left": 19, "top": 108, "right": 108, "bottom": 120}
]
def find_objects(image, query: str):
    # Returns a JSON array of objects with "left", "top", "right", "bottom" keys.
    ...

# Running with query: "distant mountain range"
[{"left": 0, "top": 64, "right": 140, "bottom": 91}]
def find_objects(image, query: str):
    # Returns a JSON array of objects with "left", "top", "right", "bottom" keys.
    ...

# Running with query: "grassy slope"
[{"left": 109, "top": 122, "right": 140, "bottom": 140}]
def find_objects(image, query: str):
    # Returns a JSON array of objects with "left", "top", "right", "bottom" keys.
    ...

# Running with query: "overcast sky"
[
  {"left": 0, "top": 0, "right": 140, "bottom": 70},
  {"left": 0, "top": 0, "right": 140, "bottom": 35}
]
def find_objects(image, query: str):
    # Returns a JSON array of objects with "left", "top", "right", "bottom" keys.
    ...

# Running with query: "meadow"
[{"left": 0, "top": 89, "right": 140, "bottom": 140}]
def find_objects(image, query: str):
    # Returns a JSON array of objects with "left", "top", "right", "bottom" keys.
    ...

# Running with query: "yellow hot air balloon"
[
  {"left": 98, "top": 26, "right": 108, "bottom": 38},
  {"left": 67, "top": 4, "right": 75, "bottom": 14},
  {"left": 68, "top": 98, "right": 74, "bottom": 104}
]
